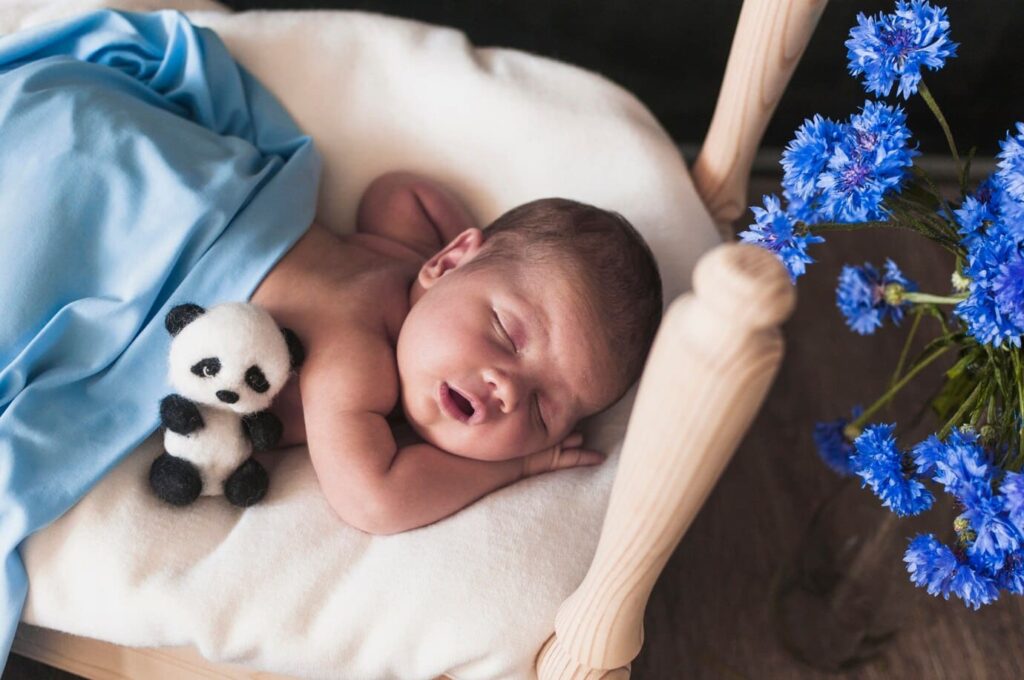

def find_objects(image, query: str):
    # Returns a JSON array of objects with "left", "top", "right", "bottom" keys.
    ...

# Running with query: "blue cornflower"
[
  {"left": 739, "top": 194, "right": 825, "bottom": 283},
  {"left": 904, "top": 534, "right": 1000, "bottom": 609},
  {"left": 997, "top": 551, "right": 1024, "bottom": 595},
  {"left": 817, "top": 101, "right": 918, "bottom": 222},
  {"left": 851, "top": 423, "right": 934, "bottom": 516},
  {"left": 997, "top": 122, "right": 1024, "bottom": 203},
  {"left": 781, "top": 115, "right": 846, "bottom": 202},
  {"left": 955, "top": 221, "right": 1024, "bottom": 347},
  {"left": 952, "top": 175, "right": 1024, "bottom": 248},
  {"left": 782, "top": 188, "right": 824, "bottom": 227},
  {"left": 954, "top": 194, "right": 999, "bottom": 249},
  {"left": 962, "top": 496, "right": 1020, "bottom": 560},
  {"left": 905, "top": 534, "right": 958, "bottom": 595},
  {"left": 996, "top": 188, "right": 1024, "bottom": 235},
  {"left": 912, "top": 428, "right": 993, "bottom": 505},
  {"left": 911, "top": 429, "right": 1022, "bottom": 564},
  {"left": 812, "top": 405, "right": 864, "bottom": 475},
  {"left": 836, "top": 259, "right": 917, "bottom": 335},
  {"left": 1001, "top": 472, "right": 1024, "bottom": 531},
  {"left": 968, "top": 169, "right": 1024, "bottom": 236},
  {"left": 846, "top": 0, "right": 958, "bottom": 100},
  {"left": 948, "top": 558, "right": 1002, "bottom": 609},
  {"left": 993, "top": 253, "right": 1024, "bottom": 330}
]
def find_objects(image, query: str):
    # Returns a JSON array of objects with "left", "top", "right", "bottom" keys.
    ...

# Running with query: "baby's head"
[{"left": 396, "top": 197, "right": 662, "bottom": 460}]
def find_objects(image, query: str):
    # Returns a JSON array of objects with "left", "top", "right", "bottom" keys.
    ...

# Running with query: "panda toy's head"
[{"left": 165, "top": 302, "right": 304, "bottom": 415}]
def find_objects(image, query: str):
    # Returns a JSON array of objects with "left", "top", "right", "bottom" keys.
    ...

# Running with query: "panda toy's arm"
[
  {"left": 242, "top": 411, "right": 284, "bottom": 451},
  {"left": 160, "top": 394, "right": 204, "bottom": 434}
]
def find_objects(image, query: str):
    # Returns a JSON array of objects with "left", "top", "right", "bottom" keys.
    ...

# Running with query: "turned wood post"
[
  {"left": 692, "top": 0, "right": 828, "bottom": 236},
  {"left": 536, "top": 243, "right": 796, "bottom": 678}
]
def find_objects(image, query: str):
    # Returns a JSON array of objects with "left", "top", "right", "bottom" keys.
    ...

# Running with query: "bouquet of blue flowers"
[{"left": 741, "top": 0, "right": 1024, "bottom": 610}]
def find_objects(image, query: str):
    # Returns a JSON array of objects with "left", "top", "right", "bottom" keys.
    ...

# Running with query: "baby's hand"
[{"left": 519, "top": 433, "right": 605, "bottom": 479}]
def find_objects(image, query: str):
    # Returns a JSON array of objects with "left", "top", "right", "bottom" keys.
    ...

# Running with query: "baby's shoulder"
[{"left": 300, "top": 314, "right": 400, "bottom": 420}]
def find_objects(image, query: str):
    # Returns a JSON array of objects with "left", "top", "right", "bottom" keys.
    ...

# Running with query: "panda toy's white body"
[
  {"left": 163, "top": 407, "right": 251, "bottom": 496},
  {"left": 150, "top": 301, "right": 304, "bottom": 507}
]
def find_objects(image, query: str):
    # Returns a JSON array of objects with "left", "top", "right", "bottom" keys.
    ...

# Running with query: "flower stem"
[
  {"left": 903, "top": 291, "right": 968, "bottom": 305},
  {"left": 890, "top": 307, "right": 925, "bottom": 390},
  {"left": 938, "top": 377, "right": 986, "bottom": 440},
  {"left": 917, "top": 79, "right": 965, "bottom": 194},
  {"left": 850, "top": 343, "right": 954, "bottom": 431},
  {"left": 806, "top": 220, "right": 900, "bottom": 233}
]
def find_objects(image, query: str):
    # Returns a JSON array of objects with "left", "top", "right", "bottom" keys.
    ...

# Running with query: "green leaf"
[{"left": 932, "top": 370, "right": 981, "bottom": 423}]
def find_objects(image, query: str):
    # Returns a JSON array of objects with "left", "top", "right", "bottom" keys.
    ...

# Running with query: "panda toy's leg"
[
  {"left": 149, "top": 452, "right": 203, "bottom": 506},
  {"left": 223, "top": 458, "right": 269, "bottom": 507}
]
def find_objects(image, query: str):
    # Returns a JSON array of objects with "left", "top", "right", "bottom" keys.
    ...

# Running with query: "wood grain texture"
[
  {"left": 692, "top": 0, "right": 827, "bottom": 235},
  {"left": 625, "top": 173, "right": 1024, "bottom": 680},
  {"left": 536, "top": 244, "right": 795, "bottom": 679},
  {"left": 11, "top": 625, "right": 295, "bottom": 680}
]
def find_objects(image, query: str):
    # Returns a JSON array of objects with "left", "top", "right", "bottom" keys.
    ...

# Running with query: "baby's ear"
[
  {"left": 420, "top": 227, "right": 485, "bottom": 286},
  {"left": 281, "top": 327, "right": 305, "bottom": 371}
]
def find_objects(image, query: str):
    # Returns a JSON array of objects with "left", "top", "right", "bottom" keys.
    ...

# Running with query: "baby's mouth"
[
  {"left": 450, "top": 389, "right": 474, "bottom": 416},
  {"left": 440, "top": 382, "right": 479, "bottom": 424}
]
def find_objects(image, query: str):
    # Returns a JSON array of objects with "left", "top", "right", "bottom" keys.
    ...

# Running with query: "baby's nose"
[{"left": 485, "top": 370, "right": 520, "bottom": 414}]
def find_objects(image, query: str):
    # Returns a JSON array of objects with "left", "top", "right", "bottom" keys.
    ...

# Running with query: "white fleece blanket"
[{"left": 2, "top": 1, "right": 721, "bottom": 678}]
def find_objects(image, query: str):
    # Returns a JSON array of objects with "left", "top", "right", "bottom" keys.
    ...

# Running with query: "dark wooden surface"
[
  {"left": 632, "top": 173, "right": 1024, "bottom": 679},
  {"left": 6, "top": 173, "right": 1023, "bottom": 679}
]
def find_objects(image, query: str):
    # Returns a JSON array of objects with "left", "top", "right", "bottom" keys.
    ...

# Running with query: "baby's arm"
[
  {"left": 302, "top": 337, "right": 599, "bottom": 535},
  {"left": 356, "top": 171, "right": 477, "bottom": 256}
]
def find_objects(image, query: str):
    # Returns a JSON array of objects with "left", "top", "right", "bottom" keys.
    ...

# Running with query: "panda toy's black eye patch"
[
  {"left": 245, "top": 365, "right": 270, "bottom": 393},
  {"left": 191, "top": 357, "right": 221, "bottom": 378}
]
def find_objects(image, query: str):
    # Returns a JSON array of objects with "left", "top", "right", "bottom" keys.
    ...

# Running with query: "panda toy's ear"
[
  {"left": 165, "top": 303, "right": 206, "bottom": 337},
  {"left": 281, "top": 327, "right": 305, "bottom": 371}
]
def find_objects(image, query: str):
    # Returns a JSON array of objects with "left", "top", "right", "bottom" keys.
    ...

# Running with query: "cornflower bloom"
[
  {"left": 997, "top": 121, "right": 1024, "bottom": 203},
  {"left": 817, "top": 101, "right": 918, "bottom": 222},
  {"left": 845, "top": 0, "right": 958, "bottom": 99},
  {"left": 955, "top": 221, "right": 1024, "bottom": 347},
  {"left": 851, "top": 424, "right": 933, "bottom": 516},
  {"left": 836, "top": 259, "right": 916, "bottom": 335},
  {"left": 738, "top": 194, "right": 824, "bottom": 283},
  {"left": 812, "top": 406, "right": 864, "bottom": 475},
  {"left": 781, "top": 115, "right": 845, "bottom": 202},
  {"left": 904, "top": 534, "right": 999, "bottom": 609}
]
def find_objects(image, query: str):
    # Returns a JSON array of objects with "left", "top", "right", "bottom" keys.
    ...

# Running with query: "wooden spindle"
[
  {"left": 536, "top": 243, "right": 795, "bottom": 678},
  {"left": 692, "top": 0, "right": 828, "bottom": 236}
]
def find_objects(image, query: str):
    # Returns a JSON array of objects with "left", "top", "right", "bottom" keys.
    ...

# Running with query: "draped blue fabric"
[{"left": 0, "top": 10, "right": 320, "bottom": 666}]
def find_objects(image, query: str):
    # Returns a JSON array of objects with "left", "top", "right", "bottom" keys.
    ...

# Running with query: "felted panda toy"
[{"left": 149, "top": 301, "right": 304, "bottom": 508}]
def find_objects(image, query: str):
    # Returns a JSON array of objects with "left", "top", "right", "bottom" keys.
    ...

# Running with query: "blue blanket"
[{"left": 0, "top": 9, "right": 320, "bottom": 667}]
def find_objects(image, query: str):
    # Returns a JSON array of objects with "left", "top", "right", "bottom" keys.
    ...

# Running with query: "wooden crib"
[{"left": 12, "top": 0, "right": 826, "bottom": 677}]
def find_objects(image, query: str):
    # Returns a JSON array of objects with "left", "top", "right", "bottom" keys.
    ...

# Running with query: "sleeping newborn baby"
[{"left": 252, "top": 172, "right": 663, "bottom": 534}]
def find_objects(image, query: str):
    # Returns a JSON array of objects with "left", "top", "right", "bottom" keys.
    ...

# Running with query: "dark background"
[{"left": 222, "top": 0, "right": 1024, "bottom": 162}]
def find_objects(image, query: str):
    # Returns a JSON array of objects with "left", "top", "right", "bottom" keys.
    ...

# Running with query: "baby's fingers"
[
  {"left": 556, "top": 447, "right": 605, "bottom": 470},
  {"left": 521, "top": 442, "right": 605, "bottom": 478},
  {"left": 561, "top": 432, "right": 584, "bottom": 449}
]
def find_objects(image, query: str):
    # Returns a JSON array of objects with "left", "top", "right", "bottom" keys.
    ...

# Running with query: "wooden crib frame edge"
[{"left": 12, "top": 1, "right": 824, "bottom": 678}]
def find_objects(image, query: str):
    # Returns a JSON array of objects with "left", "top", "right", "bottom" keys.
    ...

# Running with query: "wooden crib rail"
[
  {"left": 692, "top": 0, "right": 828, "bottom": 237},
  {"left": 535, "top": 242, "right": 795, "bottom": 679}
]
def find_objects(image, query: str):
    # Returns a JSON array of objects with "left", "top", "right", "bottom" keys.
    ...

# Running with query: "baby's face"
[{"left": 396, "top": 228, "right": 618, "bottom": 461}]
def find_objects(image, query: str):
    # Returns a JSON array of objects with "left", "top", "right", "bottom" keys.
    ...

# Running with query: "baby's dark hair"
[{"left": 463, "top": 198, "right": 663, "bottom": 405}]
